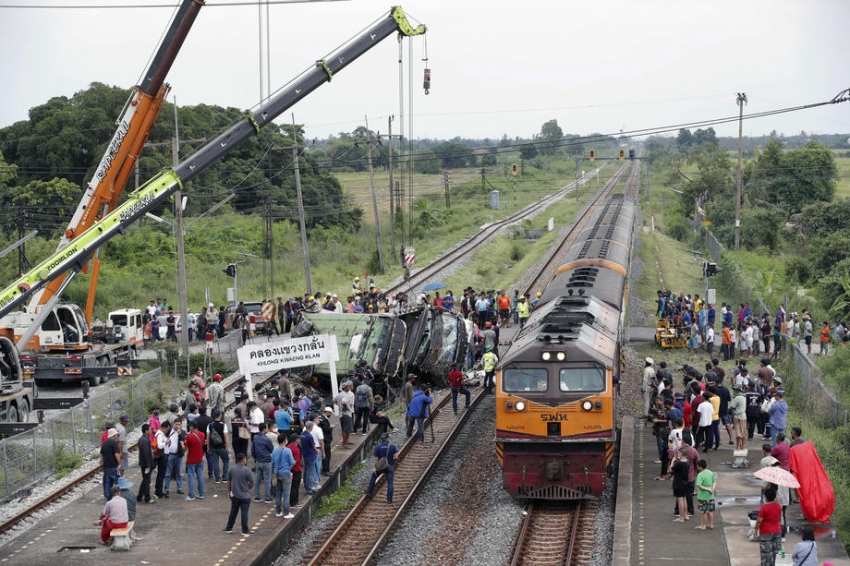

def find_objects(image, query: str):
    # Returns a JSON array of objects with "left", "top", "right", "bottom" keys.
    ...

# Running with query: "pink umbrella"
[{"left": 754, "top": 466, "right": 800, "bottom": 488}]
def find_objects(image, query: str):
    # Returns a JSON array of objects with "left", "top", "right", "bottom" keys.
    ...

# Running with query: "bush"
[{"left": 666, "top": 218, "right": 690, "bottom": 242}]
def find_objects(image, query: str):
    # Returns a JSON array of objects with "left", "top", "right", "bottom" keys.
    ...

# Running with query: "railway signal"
[
  {"left": 628, "top": 149, "right": 635, "bottom": 160},
  {"left": 703, "top": 261, "right": 722, "bottom": 277},
  {"left": 589, "top": 149, "right": 596, "bottom": 161},
  {"left": 222, "top": 263, "right": 237, "bottom": 277},
  {"left": 618, "top": 149, "right": 625, "bottom": 161}
]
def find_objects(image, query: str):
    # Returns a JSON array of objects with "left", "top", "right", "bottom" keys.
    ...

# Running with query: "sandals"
[{"left": 654, "top": 476, "right": 666, "bottom": 481}]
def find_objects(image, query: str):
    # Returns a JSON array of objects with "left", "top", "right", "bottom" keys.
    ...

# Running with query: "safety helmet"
[
  {"left": 354, "top": 277, "right": 360, "bottom": 281},
  {"left": 536, "top": 292, "right": 542, "bottom": 298},
  {"left": 213, "top": 373, "right": 222, "bottom": 381},
  {"left": 485, "top": 322, "right": 492, "bottom": 328}
]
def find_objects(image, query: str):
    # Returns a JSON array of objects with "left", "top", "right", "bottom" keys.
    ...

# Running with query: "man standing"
[
  {"left": 100, "top": 428, "right": 121, "bottom": 500},
  {"left": 207, "top": 374, "right": 226, "bottom": 415},
  {"left": 730, "top": 384, "right": 748, "bottom": 450},
  {"left": 402, "top": 374, "right": 415, "bottom": 432},
  {"left": 207, "top": 409, "right": 230, "bottom": 483},
  {"left": 447, "top": 363, "right": 471, "bottom": 415},
  {"left": 94, "top": 486, "right": 129, "bottom": 545},
  {"left": 353, "top": 378, "right": 374, "bottom": 435},
  {"left": 184, "top": 421, "right": 206, "bottom": 500},
  {"left": 768, "top": 391, "right": 787, "bottom": 446},
  {"left": 166, "top": 310, "right": 177, "bottom": 342},
  {"left": 516, "top": 296, "right": 530, "bottom": 329},
  {"left": 803, "top": 315, "right": 813, "bottom": 355},
  {"left": 319, "top": 407, "right": 335, "bottom": 475},
  {"left": 115, "top": 415, "right": 130, "bottom": 476},
  {"left": 301, "top": 421, "right": 320, "bottom": 495},
  {"left": 406, "top": 385, "right": 433, "bottom": 443},
  {"left": 224, "top": 453, "right": 255, "bottom": 536},
  {"left": 695, "top": 459, "right": 716, "bottom": 530},
  {"left": 365, "top": 432, "right": 398, "bottom": 504},
  {"left": 333, "top": 382, "right": 355, "bottom": 448},
  {"left": 252, "top": 423, "right": 274, "bottom": 503},
  {"left": 248, "top": 401, "right": 265, "bottom": 441},
  {"left": 137, "top": 423, "right": 155, "bottom": 504},
  {"left": 642, "top": 357, "right": 656, "bottom": 417},
  {"left": 163, "top": 419, "right": 185, "bottom": 496},
  {"left": 272, "top": 435, "right": 295, "bottom": 518},
  {"left": 482, "top": 346, "right": 499, "bottom": 394},
  {"left": 153, "top": 421, "right": 170, "bottom": 499}
]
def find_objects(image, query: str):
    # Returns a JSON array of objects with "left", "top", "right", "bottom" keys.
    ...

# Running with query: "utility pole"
[
  {"left": 735, "top": 92, "right": 747, "bottom": 251},
  {"left": 444, "top": 171, "right": 450, "bottom": 208},
  {"left": 291, "top": 115, "right": 312, "bottom": 295},
  {"left": 388, "top": 116, "right": 395, "bottom": 258},
  {"left": 575, "top": 158, "right": 581, "bottom": 203},
  {"left": 363, "top": 139, "right": 385, "bottom": 273}
]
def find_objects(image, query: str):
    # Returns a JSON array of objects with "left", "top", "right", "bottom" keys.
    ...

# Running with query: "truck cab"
[{"left": 107, "top": 308, "right": 143, "bottom": 347}]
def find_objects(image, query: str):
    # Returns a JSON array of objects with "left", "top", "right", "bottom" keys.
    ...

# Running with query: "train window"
[
  {"left": 503, "top": 368, "right": 548, "bottom": 392},
  {"left": 558, "top": 367, "right": 605, "bottom": 392}
]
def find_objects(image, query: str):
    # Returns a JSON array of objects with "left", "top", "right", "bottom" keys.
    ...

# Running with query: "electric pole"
[
  {"left": 361, "top": 138, "right": 385, "bottom": 273},
  {"left": 291, "top": 116, "right": 312, "bottom": 295},
  {"left": 735, "top": 92, "right": 747, "bottom": 251},
  {"left": 388, "top": 116, "right": 395, "bottom": 258}
]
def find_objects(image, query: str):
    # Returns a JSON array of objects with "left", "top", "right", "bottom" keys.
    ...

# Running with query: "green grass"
[{"left": 315, "top": 463, "right": 366, "bottom": 517}]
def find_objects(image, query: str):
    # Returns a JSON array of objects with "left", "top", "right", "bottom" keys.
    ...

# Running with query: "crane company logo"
[
  {"left": 94, "top": 120, "right": 131, "bottom": 182},
  {"left": 541, "top": 413, "right": 568, "bottom": 422},
  {"left": 119, "top": 192, "right": 155, "bottom": 223},
  {"left": 46, "top": 245, "right": 79, "bottom": 273}
]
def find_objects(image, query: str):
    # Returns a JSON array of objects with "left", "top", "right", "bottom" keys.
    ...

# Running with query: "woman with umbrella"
[{"left": 755, "top": 464, "right": 800, "bottom": 545}]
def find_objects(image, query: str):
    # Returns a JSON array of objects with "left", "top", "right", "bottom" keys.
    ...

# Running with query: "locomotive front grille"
[{"left": 547, "top": 422, "right": 561, "bottom": 436}]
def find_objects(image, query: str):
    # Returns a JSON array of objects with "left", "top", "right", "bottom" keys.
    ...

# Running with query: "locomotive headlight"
[
  {"left": 515, "top": 401, "right": 526, "bottom": 412},
  {"left": 595, "top": 401, "right": 604, "bottom": 410},
  {"left": 556, "top": 352, "right": 566, "bottom": 361},
  {"left": 581, "top": 400, "right": 593, "bottom": 411},
  {"left": 542, "top": 352, "right": 551, "bottom": 361}
]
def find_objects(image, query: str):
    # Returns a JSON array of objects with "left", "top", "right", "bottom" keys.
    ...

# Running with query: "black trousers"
[
  {"left": 154, "top": 454, "right": 168, "bottom": 497},
  {"left": 290, "top": 470, "right": 302, "bottom": 506},
  {"left": 137, "top": 467, "right": 152, "bottom": 502},
  {"left": 322, "top": 440, "right": 332, "bottom": 474}
]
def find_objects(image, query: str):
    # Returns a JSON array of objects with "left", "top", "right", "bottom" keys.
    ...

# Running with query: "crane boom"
[
  {"left": 29, "top": 0, "right": 206, "bottom": 316},
  {"left": 0, "top": 6, "right": 425, "bottom": 321}
]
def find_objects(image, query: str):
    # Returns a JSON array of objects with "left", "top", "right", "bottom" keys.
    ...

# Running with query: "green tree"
[
  {"left": 676, "top": 128, "right": 694, "bottom": 152},
  {"left": 800, "top": 199, "right": 850, "bottom": 238},
  {"left": 519, "top": 143, "right": 538, "bottom": 160},
  {"left": 412, "top": 150, "right": 440, "bottom": 174},
  {"left": 13, "top": 178, "right": 83, "bottom": 235},
  {"left": 431, "top": 142, "right": 474, "bottom": 168},
  {"left": 693, "top": 127, "right": 717, "bottom": 146},
  {"left": 680, "top": 143, "right": 733, "bottom": 209},
  {"left": 752, "top": 139, "right": 837, "bottom": 213},
  {"left": 537, "top": 119, "right": 563, "bottom": 156}
]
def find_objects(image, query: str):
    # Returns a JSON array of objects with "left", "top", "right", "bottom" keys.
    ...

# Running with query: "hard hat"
[
  {"left": 645, "top": 357, "right": 654, "bottom": 365},
  {"left": 485, "top": 322, "right": 492, "bottom": 328},
  {"left": 213, "top": 373, "right": 223, "bottom": 381},
  {"left": 354, "top": 277, "right": 360, "bottom": 281},
  {"left": 536, "top": 292, "right": 542, "bottom": 298}
]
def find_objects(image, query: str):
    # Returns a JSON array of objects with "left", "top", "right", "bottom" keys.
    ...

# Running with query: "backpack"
[
  {"left": 356, "top": 387, "right": 369, "bottom": 409},
  {"left": 209, "top": 422, "right": 224, "bottom": 446},
  {"left": 151, "top": 433, "right": 161, "bottom": 458}
]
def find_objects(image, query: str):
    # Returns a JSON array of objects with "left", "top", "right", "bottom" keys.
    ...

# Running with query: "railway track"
[
  {"left": 385, "top": 168, "right": 603, "bottom": 296},
  {"left": 304, "top": 387, "right": 486, "bottom": 566},
  {"left": 523, "top": 160, "right": 637, "bottom": 297},
  {"left": 0, "top": 369, "right": 276, "bottom": 536},
  {"left": 510, "top": 499, "right": 599, "bottom": 566}
]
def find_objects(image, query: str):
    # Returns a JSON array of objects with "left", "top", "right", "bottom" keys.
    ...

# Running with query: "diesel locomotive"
[{"left": 495, "top": 194, "right": 636, "bottom": 499}]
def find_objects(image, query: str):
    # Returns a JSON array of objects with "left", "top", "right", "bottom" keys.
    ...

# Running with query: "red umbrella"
[{"left": 754, "top": 466, "right": 800, "bottom": 488}]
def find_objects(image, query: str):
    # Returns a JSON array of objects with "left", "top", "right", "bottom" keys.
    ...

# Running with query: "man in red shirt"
[
  {"left": 184, "top": 421, "right": 206, "bottom": 500},
  {"left": 770, "top": 432, "right": 791, "bottom": 471},
  {"left": 448, "top": 363, "right": 471, "bottom": 415},
  {"left": 287, "top": 433, "right": 303, "bottom": 509}
]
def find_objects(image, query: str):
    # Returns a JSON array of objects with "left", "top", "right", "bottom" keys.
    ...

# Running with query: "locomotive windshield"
[
  {"left": 559, "top": 366, "right": 605, "bottom": 392},
  {"left": 503, "top": 368, "right": 548, "bottom": 392}
]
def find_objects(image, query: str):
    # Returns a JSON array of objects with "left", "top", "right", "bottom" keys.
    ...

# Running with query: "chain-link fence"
[
  {"left": 783, "top": 336, "right": 847, "bottom": 427},
  {"left": 0, "top": 368, "right": 164, "bottom": 503}
]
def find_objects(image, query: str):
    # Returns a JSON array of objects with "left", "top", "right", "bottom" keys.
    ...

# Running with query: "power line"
[{"left": 0, "top": 0, "right": 349, "bottom": 9}]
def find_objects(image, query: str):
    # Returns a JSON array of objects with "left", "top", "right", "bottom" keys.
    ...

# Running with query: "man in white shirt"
[
  {"left": 696, "top": 391, "right": 715, "bottom": 451},
  {"left": 333, "top": 381, "right": 356, "bottom": 448},
  {"left": 310, "top": 414, "right": 324, "bottom": 481},
  {"left": 247, "top": 401, "right": 265, "bottom": 436},
  {"left": 642, "top": 357, "right": 656, "bottom": 417}
]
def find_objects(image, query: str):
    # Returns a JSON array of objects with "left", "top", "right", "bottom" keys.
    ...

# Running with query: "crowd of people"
[
  {"left": 96, "top": 361, "right": 407, "bottom": 544},
  {"left": 656, "top": 291, "right": 850, "bottom": 361},
  {"left": 641, "top": 353, "right": 824, "bottom": 565}
]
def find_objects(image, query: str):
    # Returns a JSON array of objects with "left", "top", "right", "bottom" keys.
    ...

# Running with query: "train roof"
[{"left": 502, "top": 295, "right": 618, "bottom": 367}]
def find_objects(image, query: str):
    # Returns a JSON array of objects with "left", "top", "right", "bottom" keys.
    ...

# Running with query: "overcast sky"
[{"left": 2, "top": 0, "right": 849, "bottom": 143}]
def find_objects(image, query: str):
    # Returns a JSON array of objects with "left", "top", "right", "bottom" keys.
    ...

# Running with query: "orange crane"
[{"left": 28, "top": 0, "right": 205, "bottom": 324}]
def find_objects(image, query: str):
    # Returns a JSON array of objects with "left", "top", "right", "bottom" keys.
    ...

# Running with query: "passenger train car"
[{"left": 495, "top": 194, "right": 636, "bottom": 499}]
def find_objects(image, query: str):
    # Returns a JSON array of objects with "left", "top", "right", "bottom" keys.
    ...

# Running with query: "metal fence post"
[
  {"left": 32, "top": 430, "right": 37, "bottom": 477},
  {"left": 70, "top": 406, "right": 77, "bottom": 453},
  {"left": 87, "top": 401, "right": 95, "bottom": 445},
  {"left": 108, "top": 389, "right": 114, "bottom": 423},
  {"left": 51, "top": 420, "right": 56, "bottom": 455},
  {"left": 2, "top": 441, "right": 9, "bottom": 500}
]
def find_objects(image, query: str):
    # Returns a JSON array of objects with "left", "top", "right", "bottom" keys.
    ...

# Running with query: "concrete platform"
[
  {"left": 614, "top": 416, "right": 849, "bottom": 565},
  {"left": 0, "top": 412, "right": 391, "bottom": 566}
]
